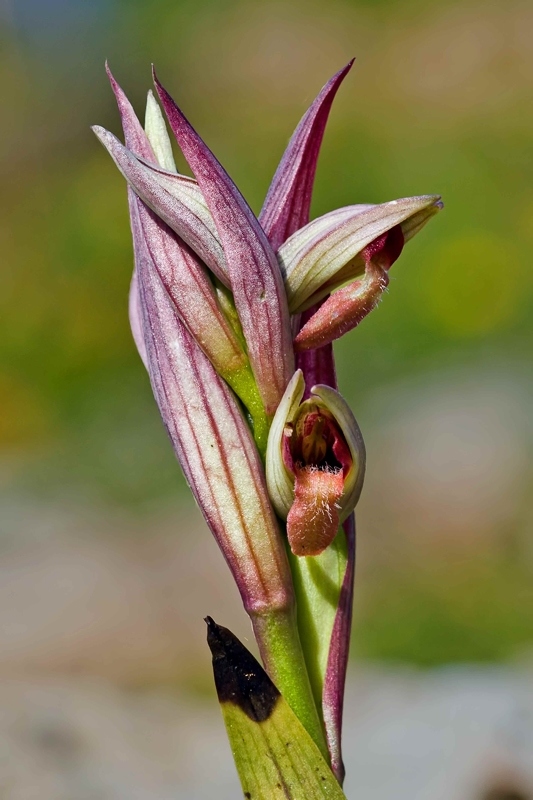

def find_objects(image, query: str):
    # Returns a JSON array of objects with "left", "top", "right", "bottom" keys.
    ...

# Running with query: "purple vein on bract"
[
  {"left": 153, "top": 69, "right": 294, "bottom": 418},
  {"left": 135, "top": 203, "right": 249, "bottom": 381},
  {"left": 137, "top": 236, "right": 293, "bottom": 617},
  {"left": 260, "top": 59, "right": 354, "bottom": 252},
  {"left": 259, "top": 61, "right": 353, "bottom": 394},
  {"left": 92, "top": 128, "right": 229, "bottom": 287},
  {"left": 103, "top": 66, "right": 228, "bottom": 286},
  {"left": 105, "top": 64, "right": 156, "bottom": 368},
  {"left": 105, "top": 65, "right": 294, "bottom": 656},
  {"left": 106, "top": 63, "right": 155, "bottom": 159},
  {"left": 101, "top": 68, "right": 256, "bottom": 423}
]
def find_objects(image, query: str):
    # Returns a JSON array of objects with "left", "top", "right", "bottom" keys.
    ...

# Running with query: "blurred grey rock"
[
  {"left": 0, "top": 498, "right": 251, "bottom": 683},
  {"left": 343, "top": 666, "right": 533, "bottom": 800},
  {"left": 0, "top": 667, "right": 532, "bottom": 799}
]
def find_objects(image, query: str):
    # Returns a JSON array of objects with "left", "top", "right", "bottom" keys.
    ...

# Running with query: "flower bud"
[
  {"left": 279, "top": 195, "right": 443, "bottom": 313},
  {"left": 294, "top": 225, "right": 402, "bottom": 351},
  {"left": 266, "top": 371, "right": 365, "bottom": 556}
]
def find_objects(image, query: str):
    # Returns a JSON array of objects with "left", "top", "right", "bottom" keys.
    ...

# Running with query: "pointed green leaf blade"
[{"left": 206, "top": 617, "right": 347, "bottom": 800}]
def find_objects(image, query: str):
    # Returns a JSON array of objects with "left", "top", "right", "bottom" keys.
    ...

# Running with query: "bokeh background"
[{"left": 1, "top": 0, "right": 533, "bottom": 796}]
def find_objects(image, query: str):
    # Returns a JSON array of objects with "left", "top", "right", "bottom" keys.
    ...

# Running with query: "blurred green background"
[{"left": 1, "top": 0, "right": 532, "bottom": 684}]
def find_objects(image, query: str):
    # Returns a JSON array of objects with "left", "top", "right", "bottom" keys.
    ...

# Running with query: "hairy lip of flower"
[{"left": 282, "top": 403, "right": 353, "bottom": 557}]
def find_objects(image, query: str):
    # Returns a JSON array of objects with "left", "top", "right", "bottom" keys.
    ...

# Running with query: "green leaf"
[{"left": 206, "top": 617, "right": 347, "bottom": 800}]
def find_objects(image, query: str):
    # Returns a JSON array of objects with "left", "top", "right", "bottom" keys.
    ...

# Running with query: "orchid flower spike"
[
  {"left": 266, "top": 370, "right": 365, "bottom": 557},
  {"left": 94, "top": 60, "right": 442, "bottom": 789}
]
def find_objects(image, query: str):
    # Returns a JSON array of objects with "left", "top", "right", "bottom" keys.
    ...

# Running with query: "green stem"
[{"left": 250, "top": 606, "right": 329, "bottom": 763}]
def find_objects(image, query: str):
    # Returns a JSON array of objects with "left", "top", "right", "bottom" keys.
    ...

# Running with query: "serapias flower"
[{"left": 266, "top": 370, "right": 365, "bottom": 556}]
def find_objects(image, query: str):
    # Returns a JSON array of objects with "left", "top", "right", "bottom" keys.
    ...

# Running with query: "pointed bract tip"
[
  {"left": 326, "top": 57, "right": 355, "bottom": 87},
  {"left": 105, "top": 60, "right": 119, "bottom": 89},
  {"left": 152, "top": 66, "right": 166, "bottom": 100},
  {"left": 206, "top": 616, "right": 231, "bottom": 665},
  {"left": 329, "top": 58, "right": 354, "bottom": 86},
  {"left": 105, "top": 61, "right": 124, "bottom": 105},
  {"left": 152, "top": 67, "right": 172, "bottom": 106},
  {"left": 91, "top": 124, "right": 107, "bottom": 140},
  {"left": 343, "top": 57, "right": 355, "bottom": 72},
  {"left": 205, "top": 616, "right": 219, "bottom": 653},
  {"left": 152, "top": 68, "right": 173, "bottom": 114},
  {"left": 205, "top": 618, "right": 280, "bottom": 722},
  {"left": 91, "top": 125, "right": 119, "bottom": 151},
  {"left": 330, "top": 58, "right": 355, "bottom": 82}
]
